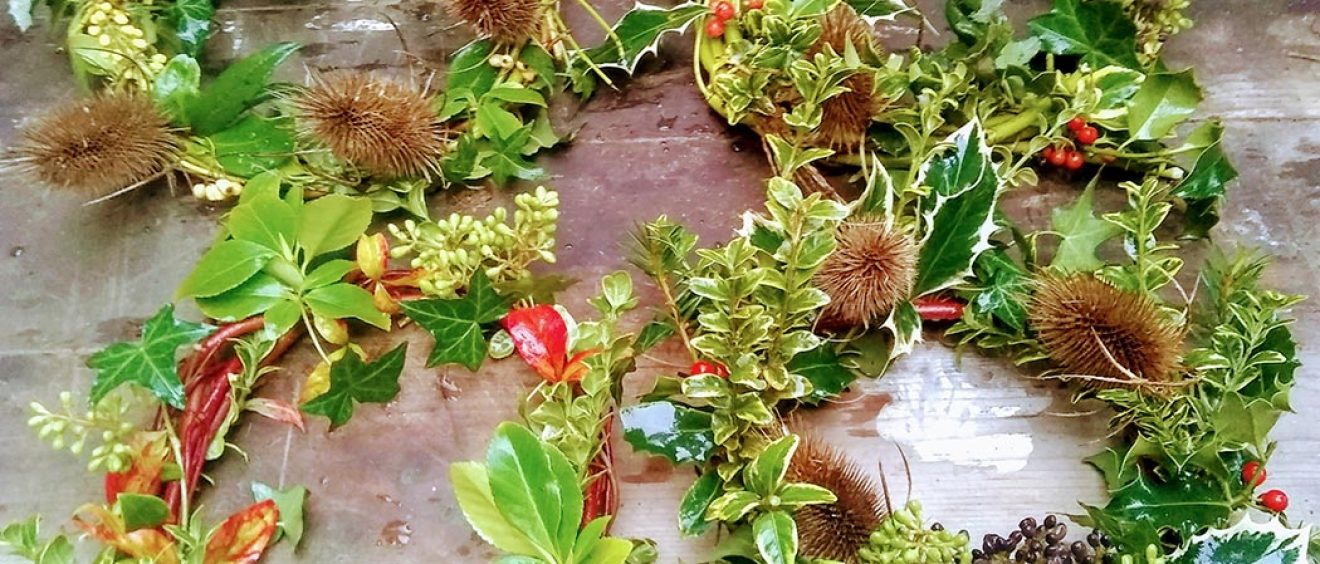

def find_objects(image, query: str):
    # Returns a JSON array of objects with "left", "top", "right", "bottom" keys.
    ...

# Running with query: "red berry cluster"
[
  {"left": 1040, "top": 117, "right": 1102, "bottom": 171},
  {"left": 705, "top": 1, "right": 736, "bottom": 37},
  {"left": 689, "top": 359, "right": 729, "bottom": 378},
  {"left": 1242, "top": 460, "right": 1289, "bottom": 512}
]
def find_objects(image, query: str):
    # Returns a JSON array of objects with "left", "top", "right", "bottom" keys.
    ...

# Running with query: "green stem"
[
  {"left": 572, "top": 0, "right": 625, "bottom": 58},
  {"left": 986, "top": 100, "right": 1051, "bottom": 145}
]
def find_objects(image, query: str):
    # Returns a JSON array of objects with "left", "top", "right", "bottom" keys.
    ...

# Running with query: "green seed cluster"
[
  {"left": 1119, "top": 0, "right": 1192, "bottom": 63},
  {"left": 388, "top": 186, "right": 559, "bottom": 297},
  {"left": 79, "top": 0, "right": 167, "bottom": 88},
  {"left": 28, "top": 391, "right": 136, "bottom": 473},
  {"left": 858, "top": 501, "right": 973, "bottom": 564}
]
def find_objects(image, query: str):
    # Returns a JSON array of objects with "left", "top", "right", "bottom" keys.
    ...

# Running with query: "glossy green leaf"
[
  {"left": 753, "top": 510, "right": 798, "bottom": 564},
  {"left": 776, "top": 483, "right": 836, "bottom": 506},
  {"left": 1127, "top": 69, "right": 1202, "bottom": 141},
  {"left": 620, "top": 401, "right": 716, "bottom": 464},
  {"left": 582, "top": 538, "right": 633, "bottom": 564},
  {"left": 297, "top": 194, "right": 373, "bottom": 257},
  {"left": 745, "top": 435, "right": 798, "bottom": 497},
  {"left": 581, "top": 2, "right": 707, "bottom": 73},
  {"left": 1172, "top": 514, "right": 1310, "bottom": 564},
  {"left": 1174, "top": 121, "right": 1238, "bottom": 201},
  {"left": 678, "top": 472, "right": 721, "bottom": 537},
  {"left": 265, "top": 298, "right": 303, "bottom": 334},
  {"left": 449, "top": 462, "right": 541, "bottom": 556},
  {"left": 789, "top": 345, "right": 856, "bottom": 404},
  {"left": 207, "top": 115, "right": 296, "bottom": 177},
  {"left": 163, "top": 0, "right": 215, "bottom": 58},
  {"left": 117, "top": 494, "right": 170, "bottom": 530},
  {"left": 303, "top": 283, "right": 389, "bottom": 329},
  {"left": 186, "top": 42, "right": 300, "bottom": 135},
  {"left": 485, "top": 84, "right": 546, "bottom": 107},
  {"left": 1083, "top": 469, "right": 1234, "bottom": 554},
  {"left": 400, "top": 271, "right": 511, "bottom": 370},
  {"left": 485, "top": 422, "right": 578, "bottom": 559},
  {"left": 970, "top": 249, "right": 1029, "bottom": 332},
  {"left": 153, "top": 55, "right": 201, "bottom": 125},
  {"left": 177, "top": 239, "right": 276, "bottom": 299},
  {"left": 196, "top": 273, "right": 286, "bottom": 321},
  {"left": 447, "top": 40, "right": 498, "bottom": 100},
  {"left": 87, "top": 305, "right": 212, "bottom": 409},
  {"left": 301, "top": 343, "right": 408, "bottom": 428},
  {"left": 303, "top": 259, "right": 355, "bottom": 290},
  {"left": 914, "top": 121, "right": 1001, "bottom": 295},
  {"left": 1051, "top": 185, "right": 1123, "bottom": 272},
  {"left": 1028, "top": 0, "right": 1139, "bottom": 69},
  {"left": 226, "top": 191, "right": 296, "bottom": 253},
  {"left": 251, "top": 482, "right": 307, "bottom": 546}
]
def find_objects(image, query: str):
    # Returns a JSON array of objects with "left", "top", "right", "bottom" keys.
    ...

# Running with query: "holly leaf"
[
  {"left": 87, "top": 305, "right": 213, "bottom": 409},
  {"left": 788, "top": 345, "right": 856, "bottom": 404},
  {"left": 1209, "top": 393, "right": 1281, "bottom": 453},
  {"left": 251, "top": 482, "right": 307, "bottom": 547},
  {"left": 914, "top": 120, "right": 1002, "bottom": 295},
  {"left": 1083, "top": 469, "right": 1234, "bottom": 554},
  {"left": 580, "top": 2, "right": 707, "bottom": 73},
  {"left": 1050, "top": 185, "right": 1122, "bottom": 273},
  {"left": 1028, "top": 0, "right": 1140, "bottom": 70},
  {"left": 161, "top": 0, "right": 215, "bottom": 58},
  {"left": 678, "top": 472, "right": 721, "bottom": 537},
  {"left": 1172, "top": 514, "right": 1310, "bottom": 564},
  {"left": 1126, "top": 69, "right": 1202, "bottom": 141},
  {"left": 400, "top": 271, "right": 511, "bottom": 370},
  {"left": 300, "top": 343, "right": 408, "bottom": 429},
  {"left": 1173, "top": 121, "right": 1237, "bottom": 237},
  {"left": 620, "top": 401, "right": 716, "bottom": 464}
]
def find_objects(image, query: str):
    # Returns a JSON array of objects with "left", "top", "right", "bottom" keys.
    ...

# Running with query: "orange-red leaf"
[
  {"left": 203, "top": 499, "right": 280, "bottom": 564},
  {"left": 105, "top": 431, "right": 170, "bottom": 503},
  {"left": 502, "top": 305, "right": 569, "bottom": 382},
  {"left": 244, "top": 398, "right": 306, "bottom": 431},
  {"left": 74, "top": 504, "right": 178, "bottom": 564}
]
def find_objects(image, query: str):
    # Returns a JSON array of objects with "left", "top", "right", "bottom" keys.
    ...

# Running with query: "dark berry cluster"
[{"left": 971, "top": 516, "right": 1116, "bottom": 564}]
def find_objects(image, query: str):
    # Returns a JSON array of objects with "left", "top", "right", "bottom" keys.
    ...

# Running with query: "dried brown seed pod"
[
  {"left": 448, "top": 0, "right": 542, "bottom": 44},
  {"left": 809, "top": 3, "right": 879, "bottom": 149},
  {"left": 10, "top": 93, "right": 178, "bottom": 198},
  {"left": 293, "top": 71, "right": 446, "bottom": 179},
  {"left": 814, "top": 219, "right": 918, "bottom": 329},
  {"left": 1029, "top": 274, "right": 1184, "bottom": 387},
  {"left": 787, "top": 435, "right": 887, "bottom": 563}
]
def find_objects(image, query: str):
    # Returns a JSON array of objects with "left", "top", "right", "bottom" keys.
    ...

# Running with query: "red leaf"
[
  {"left": 105, "top": 431, "right": 170, "bottom": 503},
  {"left": 501, "top": 305, "right": 569, "bottom": 382},
  {"left": 913, "top": 295, "right": 966, "bottom": 322},
  {"left": 244, "top": 398, "right": 306, "bottom": 431},
  {"left": 204, "top": 499, "right": 280, "bottom": 564},
  {"left": 74, "top": 504, "right": 179, "bottom": 564}
]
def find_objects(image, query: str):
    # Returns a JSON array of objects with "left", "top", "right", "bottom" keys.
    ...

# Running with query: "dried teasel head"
[
  {"left": 787, "top": 435, "right": 887, "bottom": 562},
  {"left": 448, "top": 0, "right": 542, "bottom": 44},
  {"left": 293, "top": 71, "right": 447, "bottom": 179},
  {"left": 9, "top": 93, "right": 178, "bottom": 199},
  {"left": 1029, "top": 274, "right": 1184, "bottom": 388},
  {"left": 808, "top": 4, "right": 880, "bottom": 149},
  {"left": 814, "top": 219, "right": 918, "bottom": 329}
]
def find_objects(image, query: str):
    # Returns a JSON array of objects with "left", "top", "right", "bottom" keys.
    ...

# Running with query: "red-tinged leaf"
[
  {"left": 245, "top": 398, "right": 306, "bottom": 431},
  {"left": 105, "top": 431, "right": 171, "bottom": 503},
  {"left": 204, "top": 499, "right": 280, "bottom": 564},
  {"left": 560, "top": 349, "right": 599, "bottom": 383},
  {"left": 501, "top": 305, "right": 568, "bottom": 382},
  {"left": 74, "top": 504, "right": 179, "bottom": 564}
]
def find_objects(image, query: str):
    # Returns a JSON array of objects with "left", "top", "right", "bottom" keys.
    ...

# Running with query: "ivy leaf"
[
  {"left": 447, "top": 39, "right": 498, "bottom": 99},
  {"left": 300, "top": 343, "right": 408, "bottom": 429},
  {"left": 481, "top": 126, "right": 546, "bottom": 186},
  {"left": 1172, "top": 514, "right": 1310, "bottom": 564},
  {"left": 87, "top": 305, "right": 213, "bottom": 409},
  {"left": 186, "top": 42, "right": 300, "bottom": 135},
  {"left": 914, "top": 120, "right": 1002, "bottom": 295},
  {"left": 1028, "top": 0, "right": 1140, "bottom": 69},
  {"left": 753, "top": 510, "right": 798, "bottom": 564},
  {"left": 788, "top": 345, "right": 856, "bottom": 404},
  {"left": 400, "top": 271, "right": 511, "bottom": 370},
  {"left": 620, "top": 401, "right": 716, "bottom": 464},
  {"left": 581, "top": 2, "right": 707, "bottom": 73},
  {"left": 1051, "top": 184, "right": 1122, "bottom": 273},
  {"left": 161, "top": 0, "right": 215, "bottom": 58},
  {"left": 1083, "top": 469, "right": 1234, "bottom": 554},
  {"left": 152, "top": 54, "right": 201, "bottom": 126},
  {"left": 251, "top": 482, "right": 307, "bottom": 547},
  {"left": 678, "top": 472, "right": 721, "bottom": 536},
  {"left": 969, "top": 248, "right": 1030, "bottom": 332},
  {"left": 1173, "top": 121, "right": 1238, "bottom": 237},
  {"left": 207, "top": 114, "right": 296, "bottom": 177},
  {"left": 1126, "top": 69, "right": 1202, "bottom": 141}
]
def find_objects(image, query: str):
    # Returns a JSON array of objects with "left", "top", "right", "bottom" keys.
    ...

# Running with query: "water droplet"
[
  {"left": 378, "top": 520, "right": 412, "bottom": 546},
  {"left": 10, "top": 246, "right": 24, "bottom": 257},
  {"left": 656, "top": 115, "right": 678, "bottom": 130}
]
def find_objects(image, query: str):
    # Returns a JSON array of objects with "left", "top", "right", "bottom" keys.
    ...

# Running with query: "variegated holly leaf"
[
  {"left": 581, "top": 2, "right": 707, "bottom": 73},
  {"left": 1172, "top": 513, "right": 1310, "bottom": 564},
  {"left": 842, "top": 0, "right": 910, "bottom": 24},
  {"left": 913, "top": 120, "right": 1002, "bottom": 296}
]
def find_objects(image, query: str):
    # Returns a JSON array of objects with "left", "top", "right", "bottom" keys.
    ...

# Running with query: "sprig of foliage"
[{"left": 28, "top": 391, "right": 138, "bottom": 472}]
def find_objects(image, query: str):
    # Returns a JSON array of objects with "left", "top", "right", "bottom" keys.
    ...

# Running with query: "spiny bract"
[
  {"left": 787, "top": 435, "right": 888, "bottom": 562},
  {"left": 814, "top": 219, "right": 918, "bottom": 329}
]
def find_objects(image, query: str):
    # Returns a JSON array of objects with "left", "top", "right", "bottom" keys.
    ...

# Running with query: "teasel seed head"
[
  {"left": 9, "top": 93, "right": 178, "bottom": 198},
  {"left": 808, "top": 4, "right": 880, "bottom": 149},
  {"left": 787, "top": 435, "right": 887, "bottom": 562},
  {"left": 293, "top": 71, "right": 447, "bottom": 179},
  {"left": 814, "top": 219, "right": 918, "bottom": 329},
  {"left": 448, "top": 0, "right": 542, "bottom": 44},
  {"left": 1029, "top": 274, "right": 1185, "bottom": 388}
]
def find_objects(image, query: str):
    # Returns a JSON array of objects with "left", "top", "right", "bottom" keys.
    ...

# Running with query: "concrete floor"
[{"left": 0, "top": 0, "right": 1317, "bottom": 561}]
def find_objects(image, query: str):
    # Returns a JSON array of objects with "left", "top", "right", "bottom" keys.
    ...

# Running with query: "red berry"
[
  {"left": 689, "top": 360, "right": 728, "bottom": 377},
  {"left": 1046, "top": 147, "right": 1067, "bottom": 167},
  {"left": 713, "top": 1, "right": 735, "bottom": 21},
  {"left": 1075, "top": 126, "right": 1100, "bottom": 145},
  {"left": 705, "top": 17, "right": 725, "bottom": 37},
  {"left": 1042, "top": 146, "right": 1056, "bottom": 162},
  {"left": 745, "top": 0, "right": 763, "bottom": 9},
  {"left": 1067, "top": 117, "right": 1087, "bottom": 131},
  {"left": 1242, "top": 461, "right": 1267, "bottom": 487},
  {"left": 1260, "top": 489, "right": 1289, "bottom": 512},
  {"left": 1064, "top": 150, "right": 1085, "bottom": 170}
]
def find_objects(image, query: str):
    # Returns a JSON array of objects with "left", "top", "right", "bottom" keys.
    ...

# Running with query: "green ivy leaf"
[
  {"left": 252, "top": 482, "right": 307, "bottom": 546},
  {"left": 1173, "top": 121, "right": 1237, "bottom": 237},
  {"left": 969, "top": 248, "right": 1029, "bottom": 332},
  {"left": 788, "top": 345, "right": 856, "bottom": 404},
  {"left": 481, "top": 126, "right": 546, "bottom": 186},
  {"left": 1051, "top": 184, "right": 1123, "bottom": 273},
  {"left": 581, "top": 2, "right": 707, "bottom": 73},
  {"left": 162, "top": 0, "right": 215, "bottom": 58},
  {"left": 678, "top": 472, "right": 721, "bottom": 537},
  {"left": 753, "top": 510, "right": 798, "bottom": 564},
  {"left": 400, "top": 271, "right": 511, "bottom": 370},
  {"left": 186, "top": 42, "right": 300, "bottom": 135},
  {"left": 619, "top": 401, "right": 716, "bottom": 464},
  {"left": 87, "top": 305, "right": 213, "bottom": 409},
  {"left": 297, "top": 194, "right": 373, "bottom": 257},
  {"left": 153, "top": 55, "right": 201, "bottom": 126},
  {"left": 914, "top": 121, "right": 1001, "bottom": 295},
  {"left": 301, "top": 343, "right": 408, "bottom": 429},
  {"left": 303, "top": 283, "right": 390, "bottom": 330},
  {"left": 206, "top": 114, "right": 296, "bottom": 177},
  {"left": 177, "top": 239, "right": 277, "bottom": 299},
  {"left": 116, "top": 494, "right": 170, "bottom": 530},
  {"left": 1172, "top": 514, "right": 1310, "bottom": 564},
  {"left": 447, "top": 40, "right": 498, "bottom": 100},
  {"left": 1028, "top": 0, "right": 1140, "bottom": 69},
  {"left": 1126, "top": 69, "right": 1202, "bottom": 141}
]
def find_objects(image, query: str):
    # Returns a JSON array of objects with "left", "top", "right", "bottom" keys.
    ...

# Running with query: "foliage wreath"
[{"left": 0, "top": 0, "right": 1315, "bottom": 563}]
